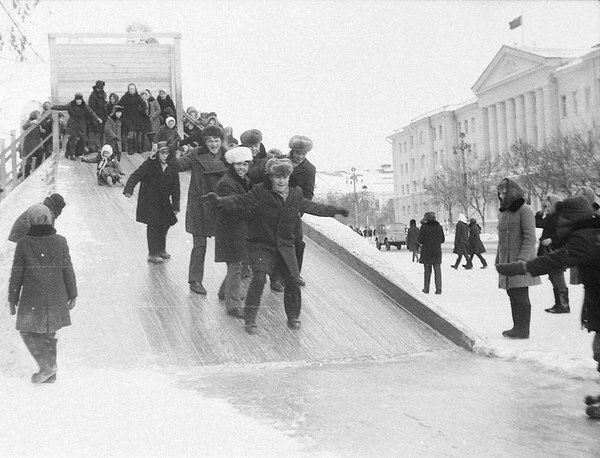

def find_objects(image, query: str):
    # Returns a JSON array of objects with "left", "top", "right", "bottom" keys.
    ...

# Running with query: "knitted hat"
[
  {"left": 101, "top": 144, "right": 113, "bottom": 157},
  {"left": 423, "top": 211, "right": 436, "bottom": 222},
  {"left": 43, "top": 193, "right": 66, "bottom": 218},
  {"left": 202, "top": 125, "right": 225, "bottom": 140},
  {"left": 157, "top": 141, "right": 169, "bottom": 152},
  {"left": 469, "top": 217, "right": 477, "bottom": 225},
  {"left": 74, "top": 93, "right": 84, "bottom": 100},
  {"left": 225, "top": 147, "right": 253, "bottom": 164},
  {"left": 240, "top": 129, "right": 263, "bottom": 146},
  {"left": 165, "top": 116, "right": 176, "bottom": 126},
  {"left": 27, "top": 203, "right": 53, "bottom": 226},
  {"left": 289, "top": 135, "right": 313, "bottom": 153},
  {"left": 266, "top": 158, "right": 293, "bottom": 177}
]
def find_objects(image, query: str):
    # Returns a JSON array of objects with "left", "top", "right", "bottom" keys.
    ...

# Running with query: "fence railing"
[{"left": 0, "top": 111, "right": 60, "bottom": 202}]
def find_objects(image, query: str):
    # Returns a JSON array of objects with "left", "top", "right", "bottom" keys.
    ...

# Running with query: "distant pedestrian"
[
  {"left": 451, "top": 213, "right": 472, "bottom": 269},
  {"left": 8, "top": 204, "right": 77, "bottom": 383},
  {"left": 87, "top": 80, "right": 107, "bottom": 153},
  {"left": 468, "top": 218, "right": 487, "bottom": 269},
  {"left": 20, "top": 111, "right": 43, "bottom": 177},
  {"left": 418, "top": 212, "right": 444, "bottom": 294},
  {"left": 495, "top": 196, "right": 600, "bottom": 418},
  {"left": 495, "top": 178, "right": 541, "bottom": 339},
  {"left": 406, "top": 219, "right": 420, "bottom": 262},
  {"left": 8, "top": 193, "right": 66, "bottom": 243}
]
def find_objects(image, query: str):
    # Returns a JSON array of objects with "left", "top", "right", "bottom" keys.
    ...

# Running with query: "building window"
[
  {"left": 413, "top": 181, "right": 417, "bottom": 193},
  {"left": 411, "top": 158, "right": 415, "bottom": 171},
  {"left": 438, "top": 125, "right": 442, "bottom": 139},
  {"left": 458, "top": 121, "right": 462, "bottom": 134},
  {"left": 471, "top": 117, "right": 475, "bottom": 130},
  {"left": 585, "top": 86, "right": 592, "bottom": 112},
  {"left": 420, "top": 154, "right": 426, "bottom": 168},
  {"left": 419, "top": 131, "right": 424, "bottom": 144},
  {"left": 440, "top": 149, "right": 444, "bottom": 164},
  {"left": 560, "top": 95, "right": 567, "bottom": 117},
  {"left": 472, "top": 143, "right": 477, "bottom": 159},
  {"left": 405, "top": 162, "right": 408, "bottom": 174},
  {"left": 407, "top": 205, "right": 411, "bottom": 214},
  {"left": 410, "top": 136, "right": 414, "bottom": 148},
  {"left": 572, "top": 90, "right": 578, "bottom": 115},
  {"left": 465, "top": 120, "right": 469, "bottom": 134},
  {"left": 414, "top": 204, "right": 418, "bottom": 216},
  {"left": 403, "top": 142, "right": 407, "bottom": 154},
  {"left": 433, "top": 151, "right": 437, "bottom": 166},
  {"left": 402, "top": 206, "right": 406, "bottom": 215},
  {"left": 432, "top": 127, "right": 436, "bottom": 141}
]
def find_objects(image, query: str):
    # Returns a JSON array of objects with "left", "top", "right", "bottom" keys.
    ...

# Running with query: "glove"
[
  {"left": 67, "top": 297, "right": 77, "bottom": 310},
  {"left": 495, "top": 261, "right": 527, "bottom": 276},
  {"left": 202, "top": 192, "right": 220, "bottom": 204},
  {"left": 336, "top": 208, "right": 349, "bottom": 217}
]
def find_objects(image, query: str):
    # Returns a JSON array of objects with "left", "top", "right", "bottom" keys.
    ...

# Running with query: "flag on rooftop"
[{"left": 509, "top": 15, "right": 522, "bottom": 30}]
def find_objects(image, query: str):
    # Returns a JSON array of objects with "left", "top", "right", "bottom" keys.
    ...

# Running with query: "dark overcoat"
[
  {"left": 157, "top": 94, "right": 176, "bottom": 124},
  {"left": 54, "top": 101, "right": 99, "bottom": 137},
  {"left": 104, "top": 115, "right": 122, "bottom": 144},
  {"left": 290, "top": 158, "right": 316, "bottom": 200},
  {"left": 148, "top": 97, "right": 161, "bottom": 133},
  {"left": 153, "top": 125, "right": 181, "bottom": 152},
  {"left": 21, "top": 119, "right": 42, "bottom": 158},
  {"left": 214, "top": 168, "right": 253, "bottom": 263},
  {"left": 123, "top": 158, "right": 180, "bottom": 227},
  {"left": 453, "top": 220, "right": 470, "bottom": 255},
  {"left": 88, "top": 88, "right": 107, "bottom": 122},
  {"left": 173, "top": 146, "right": 227, "bottom": 236},
  {"left": 418, "top": 220, "right": 445, "bottom": 264},
  {"left": 219, "top": 182, "right": 339, "bottom": 278},
  {"left": 118, "top": 92, "right": 143, "bottom": 133},
  {"left": 468, "top": 222, "right": 486, "bottom": 254},
  {"left": 9, "top": 225, "right": 77, "bottom": 333},
  {"left": 406, "top": 226, "right": 420, "bottom": 251},
  {"left": 526, "top": 217, "right": 600, "bottom": 331},
  {"left": 139, "top": 100, "right": 153, "bottom": 135}
]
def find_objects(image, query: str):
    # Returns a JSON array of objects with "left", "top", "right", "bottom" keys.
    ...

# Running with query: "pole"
[{"left": 351, "top": 167, "right": 359, "bottom": 227}]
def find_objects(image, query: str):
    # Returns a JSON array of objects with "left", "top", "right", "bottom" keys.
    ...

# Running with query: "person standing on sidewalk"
[
  {"left": 495, "top": 178, "right": 541, "bottom": 339},
  {"left": 451, "top": 213, "right": 472, "bottom": 269},
  {"left": 535, "top": 194, "right": 570, "bottom": 314},
  {"left": 468, "top": 217, "right": 487, "bottom": 269},
  {"left": 406, "top": 219, "right": 420, "bottom": 262},
  {"left": 418, "top": 211, "right": 444, "bottom": 294},
  {"left": 8, "top": 204, "right": 77, "bottom": 384},
  {"left": 495, "top": 196, "right": 600, "bottom": 418}
]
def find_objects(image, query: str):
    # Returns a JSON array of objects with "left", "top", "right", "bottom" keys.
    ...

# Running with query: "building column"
[
  {"left": 535, "top": 87, "right": 545, "bottom": 147},
  {"left": 524, "top": 91, "right": 536, "bottom": 145},
  {"left": 496, "top": 102, "right": 507, "bottom": 154},
  {"left": 487, "top": 104, "right": 498, "bottom": 157},
  {"left": 515, "top": 94, "right": 525, "bottom": 141},
  {"left": 505, "top": 98, "right": 516, "bottom": 149},
  {"left": 479, "top": 106, "right": 490, "bottom": 158},
  {"left": 543, "top": 80, "right": 559, "bottom": 142}
]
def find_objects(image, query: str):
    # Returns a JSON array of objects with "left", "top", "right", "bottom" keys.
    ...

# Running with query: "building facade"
[{"left": 388, "top": 44, "right": 600, "bottom": 225}]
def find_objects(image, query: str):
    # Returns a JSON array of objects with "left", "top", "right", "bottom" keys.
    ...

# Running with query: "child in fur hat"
[
  {"left": 97, "top": 144, "right": 125, "bottom": 186},
  {"left": 204, "top": 158, "right": 349, "bottom": 334}
]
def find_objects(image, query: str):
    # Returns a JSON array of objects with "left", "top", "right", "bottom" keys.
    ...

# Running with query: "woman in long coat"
[
  {"left": 496, "top": 178, "right": 541, "bottom": 339},
  {"left": 118, "top": 83, "right": 143, "bottom": 154},
  {"left": 468, "top": 218, "right": 487, "bottom": 268},
  {"left": 9, "top": 204, "right": 77, "bottom": 383},
  {"left": 123, "top": 142, "right": 180, "bottom": 263},
  {"left": 146, "top": 89, "right": 162, "bottom": 134},
  {"left": 54, "top": 93, "right": 101, "bottom": 159},
  {"left": 209, "top": 158, "right": 347, "bottom": 334},
  {"left": 418, "top": 212, "right": 445, "bottom": 294},
  {"left": 452, "top": 213, "right": 472, "bottom": 269}
]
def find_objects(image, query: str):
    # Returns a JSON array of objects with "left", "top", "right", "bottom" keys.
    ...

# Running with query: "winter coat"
[
  {"left": 172, "top": 145, "right": 227, "bottom": 235},
  {"left": 153, "top": 125, "right": 181, "bottom": 153},
  {"left": 139, "top": 100, "right": 153, "bottom": 135},
  {"left": 453, "top": 220, "right": 470, "bottom": 255},
  {"left": 123, "top": 158, "right": 180, "bottom": 227},
  {"left": 118, "top": 92, "right": 143, "bottom": 133},
  {"left": 535, "top": 211, "right": 560, "bottom": 256},
  {"left": 180, "top": 125, "right": 203, "bottom": 148},
  {"left": 527, "top": 216, "right": 600, "bottom": 331},
  {"left": 157, "top": 94, "right": 176, "bottom": 124},
  {"left": 8, "top": 225, "right": 77, "bottom": 333},
  {"left": 88, "top": 88, "right": 107, "bottom": 122},
  {"left": 106, "top": 93, "right": 119, "bottom": 118},
  {"left": 406, "top": 226, "right": 420, "bottom": 251},
  {"left": 496, "top": 178, "right": 541, "bottom": 290},
  {"left": 97, "top": 156, "right": 124, "bottom": 178},
  {"left": 104, "top": 115, "right": 122, "bottom": 145},
  {"left": 219, "top": 181, "right": 340, "bottom": 278},
  {"left": 214, "top": 168, "right": 253, "bottom": 263},
  {"left": 290, "top": 158, "right": 316, "bottom": 200},
  {"left": 53, "top": 100, "right": 100, "bottom": 138},
  {"left": 468, "top": 222, "right": 486, "bottom": 254},
  {"left": 247, "top": 156, "right": 270, "bottom": 185},
  {"left": 418, "top": 220, "right": 445, "bottom": 264},
  {"left": 21, "top": 119, "right": 42, "bottom": 158},
  {"left": 148, "top": 97, "right": 161, "bottom": 133}
]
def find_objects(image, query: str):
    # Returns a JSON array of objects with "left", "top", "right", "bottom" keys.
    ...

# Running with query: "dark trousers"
[
  {"left": 244, "top": 256, "right": 301, "bottom": 325},
  {"left": 548, "top": 270, "right": 569, "bottom": 306},
  {"left": 507, "top": 287, "right": 531, "bottom": 334},
  {"left": 453, "top": 254, "right": 472, "bottom": 268},
  {"left": 295, "top": 218, "right": 305, "bottom": 273},
  {"left": 593, "top": 333, "right": 600, "bottom": 373},
  {"left": 189, "top": 235, "right": 207, "bottom": 284},
  {"left": 147, "top": 224, "right": 169, "bottom": 256},
  {"left": 423, "top": 263, "right": 441, "bottom": 293},
  {"left": 20, "top": 331, "right": 57, "bottom": 372},
  {"left": 470, "top": 253, "right": 487, "bottom": 267},
  {"left": 66, "top": 135, "right": 85, "bottom": 158}
]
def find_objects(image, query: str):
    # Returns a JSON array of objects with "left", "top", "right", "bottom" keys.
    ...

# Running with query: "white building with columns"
[{"left": 388, "top": 44, "right": 600, "bottom": 226}]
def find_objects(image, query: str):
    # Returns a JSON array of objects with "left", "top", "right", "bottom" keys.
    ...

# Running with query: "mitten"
[
  {"left": 203, "top": 192, "right": 220, "bottom": 204},
  {"left": 337, "top": 208, "right": 349, "bottom": 217},
  {"left": 495, "top": 261, "right": 527, "bottom": 276}
]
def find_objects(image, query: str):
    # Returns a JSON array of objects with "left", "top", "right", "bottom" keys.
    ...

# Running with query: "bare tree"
[
  {"left": 424, "top": 167, "right": 460, "bottom": 227},
  {"left": 0, "top": 0, "right": 40, "bottom": 61},
  {"left": 125, "top": 22, "right": 159, "bottom": 44},
  {"left": 464, "top": 155, "right": 501, "bottom": 229}
]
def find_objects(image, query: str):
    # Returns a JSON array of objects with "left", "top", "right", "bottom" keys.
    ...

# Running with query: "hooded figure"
[
  {"left": 406, "top": 219, "right": 420, "bottom": 262},
  {"left": 8, "top": 193, "right": 66, "bottom": 243},
  {"left": 104, "top": 105, "right": 123, "bottom": 160},
  {"left": 451, "top": 213, "right": 471, "bottom": 269},
  {"left": 495, "top": 178, "right": 541, "bottom": 339}
]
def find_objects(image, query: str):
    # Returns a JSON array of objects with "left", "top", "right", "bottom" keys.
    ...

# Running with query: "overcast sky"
[{"left": 1, "top": 0, "right": 599, "bottom": 170}]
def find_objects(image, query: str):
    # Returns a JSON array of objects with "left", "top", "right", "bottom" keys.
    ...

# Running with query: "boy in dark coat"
[
  {"left": 496, "top": 196, "right": 600, "bottom": 418},
  {"left": 123, "top": 141, "right": 180, "bottom": 263},
  {"left": 418, "top": 211, "right": 445, "bottom": 294},
  {"left": 9, "top": 204, "right": 77, "bottom": 383},
  {"left": 452, "top": 213, "right": 472, "bottom": 269},
  {"left": 171, "top": 125, "right": 227, "bottom": 294},
  {"left": 8, "top": 193, "right": 66, "bottom": 243},
  {"left": 205, "top": 158, "right": 348, "bottom": 334},
  {"left": 214, "top": 147, "right": 254, "bottom": 318},
  {"left": 468, "top": 217, "right": 488, "bottom": 269}
]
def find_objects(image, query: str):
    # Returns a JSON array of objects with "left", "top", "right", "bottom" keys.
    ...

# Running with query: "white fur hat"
[
  {"left": 165, "top": 116, "right": 176, "bottom": 126},
  {"left": 225, "top": 147, "right": 253, "bottom": 164},
  {"left": 101, "top": 144, "right": 113, "bottom": 157}
]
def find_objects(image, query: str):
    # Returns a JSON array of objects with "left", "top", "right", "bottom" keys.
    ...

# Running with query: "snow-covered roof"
[{"left": 513, "top": 46, "right": 590, "bottom": 59}]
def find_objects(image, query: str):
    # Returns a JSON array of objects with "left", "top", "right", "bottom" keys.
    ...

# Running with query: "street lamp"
[
  {"left": 347, "top": 167, "right": 359, "bottom": 227},
  {"left": 454, "top": 132, "right": 470, "bottom": 187}
]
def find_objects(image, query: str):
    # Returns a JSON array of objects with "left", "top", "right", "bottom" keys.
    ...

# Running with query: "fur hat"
[
  {"left": 240, "top": 129, "right": 263, "bottom": 146},
  {"left": 289, "top": 135, "right": 313, "bottom": 153},
  {"left": 27, "top": 203, "right": 53, "bottom": 226},
  {"left": 101, "top": 144, "right": 113, "bottom": 157},
  {"left": 469, "top": 217, "right": 477, "bottom": 225},
  {"left": 423, "top": 211, "right": 436, "bottom": 222},
  {"left": 157, "top": 141, "right": 169, "bottom": 152},
  {"left": 43, "top": 193, "right": 66, "bottom": 218},
  {"left": 225, "top": 147, "right": 253, "bottom": 164},
  {"left": 74, "top": 92, "right": 84, "bottom": 100},
  {"left": 266, "top": 158, "right": 293, "bottom": 177},
  {"left": 267, "top": 148, "right": 284, "bottom": 158},
  {"left": 202, "top": 125, "right": 225, "bottom": 140},
  {"left": 94, "top": 80, "right": 105, "bottom": 89},
  {"left": 458, "top": 213, "right": 468, "bottom": 224},
  {"left": 29, "top": 111, "right": 39, "bottom": 121}
]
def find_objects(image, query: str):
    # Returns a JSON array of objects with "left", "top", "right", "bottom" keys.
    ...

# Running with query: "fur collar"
[{"left": 27, "top": 225, "right": 56, "bottom": 236}]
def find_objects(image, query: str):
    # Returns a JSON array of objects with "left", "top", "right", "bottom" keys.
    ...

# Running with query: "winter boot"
[
  {"left": 584, "top": 394, "right": 600, "bottom": 406},
  {"left": 546, "top": 289, "right": 570, "bottom": 314},
  {"left": 22, "top": 334, "right": 57, "bottom": 384},
  {"left": 586, "top": 404, "right": 600, "bottom": 419}
]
